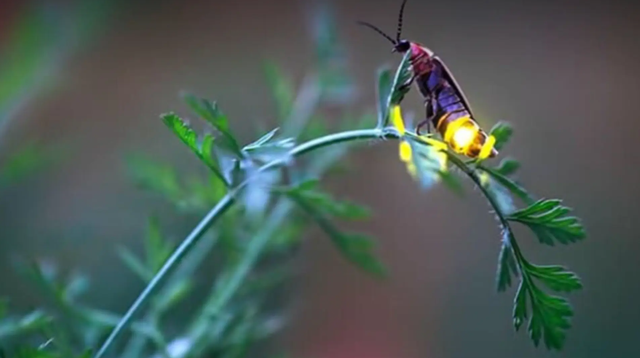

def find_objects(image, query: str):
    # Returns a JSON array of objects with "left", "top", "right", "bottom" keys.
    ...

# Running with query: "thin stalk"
[
  {"left": 121, "top": 232, "right": 220, "bottom": 358},
  {"left": 449, "top": 156, "right": 532, "bottom": 281},
  {"left": 405, "top": 132, "right": 530, "bottom": 276},
  {"left": 186, "top": 201, "right": 293, "bottom": 357},
  {"left": 93, "top": 127, "right": 397, "bottom": 358},
  {"left": 185, "top": 128, "right": 349, "bottom": 356},
  {"left": 93, "top": 195, "right": 234, "bottom": 358}
]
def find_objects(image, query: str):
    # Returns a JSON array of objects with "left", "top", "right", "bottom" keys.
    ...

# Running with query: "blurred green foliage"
[
  {"left": 0, "top": 140, "right": 64, "bottom": 189},
  {"left": 1, "top": 6, "right": 380, "bottom": 358},
  {"left": 0, "top": 0, "right": 117, "bottom": 133},
  {"left": 0, "top": 0, "right": 120, "bottom": 197}
]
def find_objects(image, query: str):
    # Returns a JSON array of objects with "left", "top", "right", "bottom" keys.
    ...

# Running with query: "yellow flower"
[
  {"left": 399, "top": 141, "right": 412, "bottom": 162},
  {"left": 390, "top": 105, "right": 406, "bottom": 135},
  {"left": 390, "top": 105, "right": 448, "bottom": 182},
  {"left": 422, "top": 137, "right": 449, "bottom": 152},
  {"left": 478, "top": 134, "right": 497, "bottom": 160}
]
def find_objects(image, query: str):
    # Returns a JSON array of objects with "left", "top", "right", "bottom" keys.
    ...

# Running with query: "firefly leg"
[
  {"left": 416, "top": 118, "right": 434, "bottom": 136},
  {"left": 416, "top": 116, "right": 435, "bottom": 136},
  {"left": 416, "top": 96, "right": 438, "bottom": 136},
  {"left": 429, "top": 95, "right": 440, "bottom": 133}
]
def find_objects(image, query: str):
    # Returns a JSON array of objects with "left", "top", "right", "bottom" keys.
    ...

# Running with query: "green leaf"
[
  {"left": 161, "top": 112, "right": 227, "bottom": 185},
  {"left": 267, "top": 221, "right": 305, "bottom": 251},
  {"left": 494, "top": 157, "right": 521, "bottom": 176},
  {"left": 479, "top": 165, "right": 534, "bottom": 205},
  {"left": 154, "top": 279, "right": 193, "bottom": 314},
  {"left": 9, "top": 345, "right": 58, "bottom": 358},
  {"left": 376, "top": 51, "right": 412, "bottom": 127},
  {"left": 63, "top": 272, "right": 89, "bottom": 301},
  {"left": 240, "top": 265, "right": 293, "bottom": 295},
  {"left": 144, "top": 216, "right": 172, "bottom": 273},
  {"left": 263, "top": 61, "right": 295, "bottom": 119},
  {"left": 277, "top": 179, "right": 371, "bottom": 220},
  {"left": 507, "top": 199, "right": 586, "bottom": 245},
  {"left": 116, "top": 247, "right": 152, "bottom": 282},
  {"left": 527, "top": 264, "right": 582, "bottom": 292},
  {"left": 513, "top": 271, "right": 577, "bottom": 350},
  {"left": 283, "top": 189, "right": 386, "bottom": 277},
  {"left": 496, "top": 242, "right": 519, "bottom": 291},
  {"left": 529, "top": 290, "right": 574, "bottom": 350},
  {"left": 76, "top": 350, "right": 93, "bottom": 358},
  {"left": 75, "top": 307, "right": 121, "bottom": 328},
  {"left": 15, "top": 261, "right": 65, "bottom": 305},
  {"left": 0, "top": 140, "right": 63, "bottom": 187},
  {"left": 513, "top": 281, "right": 528, "bottom": 331},
  {"left": 389, "top": 50, "right": 413, "bottom": 106},
  {"left": 244, "top": 128, "right": 280, "bottom": 150},
  {"left": 333, "top": 232, "right": 387, "bottom": 277},
  {"left": 242, "top": 127, "right": 295, "bottom": 161},
  {"left": 201, "top": 134, "right": 217, "bottom": 169},
  {"left": 291, "top": 178, "right": 319, "bottom": 191},
  {"left": 125, "top": 155, "right": 183, "bottom": 203},
  {"left": 0, "top": 310, "right": 53, "bottom": 339},
  {"left": 376, "top": 68, "right": 392, "bottom": 128},
  {"left": 478, "top": 171, "right": 515, "bottom": 214},
  {"left": 489, "top": 121, "right": 513, "bottom": 151},
  {"left": 181, "top": 94, "right": 242, "bottom": 157},
  {"left": 16, "top": 311, "right": 52, "bottom": 333},
  {"left": 162, "top": 112, "right": 197, "bottom": 150}
]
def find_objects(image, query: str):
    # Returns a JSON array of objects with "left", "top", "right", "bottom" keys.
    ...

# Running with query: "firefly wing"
[{"left": 431, "top": 55, "right": 475, "bottom": 118}]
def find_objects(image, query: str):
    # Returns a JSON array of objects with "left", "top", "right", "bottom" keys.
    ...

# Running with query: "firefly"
[{"left": 358, "top": 0, "right": 498, "bottom": 159}]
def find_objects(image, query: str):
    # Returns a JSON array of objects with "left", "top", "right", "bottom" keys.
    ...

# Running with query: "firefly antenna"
[
  {"left": 396, "top": 0, "right": 408, "bottom": 41},
  {"left": 356, "top": 21, "right": 396, "bottom": 45}
]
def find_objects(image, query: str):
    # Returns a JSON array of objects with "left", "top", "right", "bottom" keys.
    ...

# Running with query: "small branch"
[
  {"left": 185, "top": 201, "right": 293, "bottom": 356},
  {"left": 404, "top": 132, "right": 530, "bottom": 275},
  {"left": 93, "top": 195, "right": 234, "bottom": 358},
  {"left": 93, "top": 127, "right": 399, "bottom": 358}
]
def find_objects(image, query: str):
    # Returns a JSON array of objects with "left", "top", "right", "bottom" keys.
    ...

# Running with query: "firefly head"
[{"left": 393, "top": 39, "right": 411, "bottom": 53}]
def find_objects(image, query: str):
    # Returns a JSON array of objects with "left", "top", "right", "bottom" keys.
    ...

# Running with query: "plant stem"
[
  {"left": 93, "top": 195, "right": 234, "bottom": 358},
  {"left": 93, "top": 127, "right": 397, "bottom": 358},
  {"left": 406, "top": 131, "right": 530, "bottom": 277},
  {"left": 186, "top": 201, "right": 293, "bottom": 356}
]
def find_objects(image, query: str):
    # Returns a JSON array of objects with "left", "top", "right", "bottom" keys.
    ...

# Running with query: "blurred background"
[{"left": 1, "top": 0, "right": 639, "bottom": 357}]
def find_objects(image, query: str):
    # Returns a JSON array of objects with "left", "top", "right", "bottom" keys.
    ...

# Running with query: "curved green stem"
[
  {"left": 94, "top": 194, "right": 234, "bottom": 358},
  {"left": 449, "top": 155, "right": 525, "bottom": 262},
  {"left": 404, "top": 131, "right": 529, "bottom": 277},
  {"left": 93, "top": 127, "right": 398, "bottom": 358}
]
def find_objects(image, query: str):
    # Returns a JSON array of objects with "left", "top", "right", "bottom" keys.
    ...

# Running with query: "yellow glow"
[
  {"left": 390, "top": 105, "right": 405, "bottom": 134},
  {"left": 389, "top": 105, "right": 418, "bottom": 178},
  {"left": 451, "top": 126, "right": 477, "bottom": 150},
  {"left": 442, "top": 116, "right": 470, "bottom": 143},
  {"left": 399, "top": 141, "right": 412, "bottom": 162},
  {"left": 478, "top": 135, "right": 497, "bottom": 160},
  {"left": 389, "top": 104, "right": 452, "bottom": 180},
  {"left": 423, "top": 137, "right": 448, "bottom": 151}
]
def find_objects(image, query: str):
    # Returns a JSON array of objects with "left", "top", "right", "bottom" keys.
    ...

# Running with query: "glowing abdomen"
[{"left": 436, "top": 114, "right": 497, "bottom": 158}]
